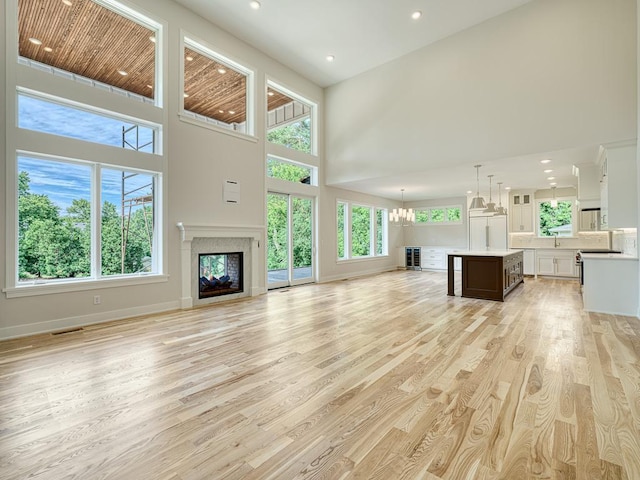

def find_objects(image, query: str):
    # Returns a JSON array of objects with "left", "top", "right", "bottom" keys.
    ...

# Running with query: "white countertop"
[
  {"left": 581, "top": 253, "right": 638, "bottom": 261},
  {"left": 447, "top": 249, "right": 523, "bottom": 257}
]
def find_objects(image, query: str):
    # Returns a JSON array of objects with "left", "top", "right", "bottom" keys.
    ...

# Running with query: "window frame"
[
  {"left": 337, "top": 200, "right": 388, "bottom": 262},
  {"left": 5, "top": 0, "right": 168, "bottom": 298},
  {"left": 266, "top": 155, "right": 317, "bottom": 186},
  {"left": 414, "top": 205, "right": 463, "bottom": 225},
  {"left": 179, "top": 34, "right": 256, "bottom": 141},
  {"left": 266, "top": 80, "right": 317, "bottom": 156},
  {"left": 536, "top": 197, "right": 577, "bottom": 238},
  {"left": 17, "top": 0, "right": 163, "bottom": 107}
]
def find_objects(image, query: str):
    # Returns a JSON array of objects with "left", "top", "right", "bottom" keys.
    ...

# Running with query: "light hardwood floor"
[{"left": 2, "top": 271, "right": 640, "bottom": 479}]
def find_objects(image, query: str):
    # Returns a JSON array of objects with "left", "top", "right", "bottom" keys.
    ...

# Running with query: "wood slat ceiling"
[
  {"left": 19, "top": 0, "right": 303, "bottom": 125},
  {"left": 19, "top": 0, "right": 156, "bottom": 99}
]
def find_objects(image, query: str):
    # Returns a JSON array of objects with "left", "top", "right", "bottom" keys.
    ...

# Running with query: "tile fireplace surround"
[{"left": 177, "top": 223, "right": 265, "bottom": 308}]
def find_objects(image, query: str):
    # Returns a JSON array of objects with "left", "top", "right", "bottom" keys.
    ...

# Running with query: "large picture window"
[{"left": 18, "top": 155, "right": 159, "bottom": 284}]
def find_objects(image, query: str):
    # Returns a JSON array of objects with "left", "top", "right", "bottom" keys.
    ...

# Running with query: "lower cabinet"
[
  {"left": 523, "top": 249, "right": 535, "bottom": 275},
  {"left": 536, "top": 250, "right": 577, "bottom": 277}
]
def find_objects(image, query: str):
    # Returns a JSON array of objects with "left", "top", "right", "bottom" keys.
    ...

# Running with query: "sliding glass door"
[{"left": 267, "top": 193, "right": 314, "bottom": 288}]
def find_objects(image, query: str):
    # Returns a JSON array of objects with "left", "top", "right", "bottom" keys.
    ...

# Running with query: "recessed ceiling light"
[
  {"left": 550, "top": 182, "right": 557, "bottom": 186},
  {"left": 267, "top": 91, "right": 274, "bottom": 96},
  {"left": 505, "top": 187, "right": 511, "bottom": 190},
  {"left": 217, "top": 68, "right": 227, "bottom": 74},
  {"left": 43, "top": 47, "right": 53, "bottom": 52},
  {"left": 250, "top": 1, "right": 261, "bottom": 9},
  {"left": 229, "top": 110, "right": 236, "bottom": 114},
  {"left": 412, "top": 11, "right": 422, "bottom": 20},
  {"left": 218, "top": 110, "right": 224, "bottom": 113},
  {"left": 183, "top": 93, "right": 189, "bottom": 98},
  {"left": 466, "top": 190, "right": 473, "bottom": 194},
  {"left": 149, "top": 36, "right": 156, "bottom": 43},
  {"left": 186, "top": 56, "right": 193, "bottom": 62},
  {"left": 62, "top": 0, "right": 72, "bottom": 6},
  {"left": 547, "top": 176, "right": 555, "bottom": 180},
  {"left": 540, "top": 159, "right": 551, "bottom": 164},
  {"left": 117, "top": 70, "right": 128, "bottom": 76},
  {"left": 28, "top": 38, "right": 42, "bottom": 45},
  {"left": 147, "top": 84, "right": 153, "bottom": 89},
  {"left": 326, "top": 55, "right": 335, "bottom": 62},
  {"left": 543, "top": 169, "right": 553, "bottom": 173}
]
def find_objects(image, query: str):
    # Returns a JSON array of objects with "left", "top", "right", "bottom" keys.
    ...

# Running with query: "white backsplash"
[
  {"left": 612, "top": 229, "right": 638, "bottom": 256},
  {"left": 509, "top": 231, "right": 611, "bottom": 250}
]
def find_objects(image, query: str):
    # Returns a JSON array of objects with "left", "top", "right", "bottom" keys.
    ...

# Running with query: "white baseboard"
[
  {"left": 319, "top": 266, "right": 398, "bottom": 284},
  {"left": 0, "top": 300, "right": 180, "bottom": 340}
]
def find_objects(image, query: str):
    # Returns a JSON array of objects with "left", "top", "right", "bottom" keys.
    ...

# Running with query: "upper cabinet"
[
  {"left": 599, "top": 141, "right": 637, "bottom": 229},
  {"left": 574, "top": 163, "right": 600, "bottom": 209},
  {"left": 510, "top": 190, "right": 534, "bottom": 233}
]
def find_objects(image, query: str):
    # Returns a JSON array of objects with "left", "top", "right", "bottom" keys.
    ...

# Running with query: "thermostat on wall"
[{"left": 224, "top": 180, "right": 240, "bottom": 204}]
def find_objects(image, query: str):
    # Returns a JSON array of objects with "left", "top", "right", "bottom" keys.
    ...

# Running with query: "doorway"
[{"left": 267, "top": 193, "right": 315, "bottom": 288}]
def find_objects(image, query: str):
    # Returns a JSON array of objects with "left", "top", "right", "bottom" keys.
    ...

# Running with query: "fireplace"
[
  {"left": 177, "top": 223, "right": 265, "bottom": 309},
  {"left": 198, "top": 252, "right": 243, "bottom": 298}
]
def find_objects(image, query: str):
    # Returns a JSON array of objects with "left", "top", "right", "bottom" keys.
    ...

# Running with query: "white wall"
[
  {"left": 0, "top": 0, "right": 398, "bottom": 339},
  {"left": 325, "top": 0, "right": 637, "bottom": 186}
]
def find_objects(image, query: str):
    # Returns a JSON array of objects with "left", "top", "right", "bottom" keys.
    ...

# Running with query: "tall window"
[
  {"left": 337, "top": 202, "right": 347, "bottom": 260},
  {"left": 539, "top": 200, "right": 574, "bottom": 237},
  {"left": 351, "top": 205, "right": 372, "bottom": 257},
  {"left": 267, "top": 82, "right": 315, "bottom": 155},
  {"left": 337, "top": 201, "right": 387, "bottom": 260},
  {"left": 18, "top": 0, "right": 160, "bottom": 104},
  {"left": 9, "top": 0, "right": 165, "bottom": 294},
  {"left": 182, "top": 37, "right": 254, "bottom": 135}
]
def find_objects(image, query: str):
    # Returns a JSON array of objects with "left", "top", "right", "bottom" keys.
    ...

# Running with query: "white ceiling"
[
  {"left": 175, "top": 0, "right": 602, "bottom": 202},
  {"left": 174, "top": 0, "right": 535, "bottom": 87}
]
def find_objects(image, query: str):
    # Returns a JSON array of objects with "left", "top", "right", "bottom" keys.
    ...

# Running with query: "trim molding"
[{"left": 0, "top": 300, "right": 180, "bottom": 340}]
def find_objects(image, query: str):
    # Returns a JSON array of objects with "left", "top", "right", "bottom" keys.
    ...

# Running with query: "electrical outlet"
[{"left": 93, "top": 295, "right": 101, "bottom": 305}]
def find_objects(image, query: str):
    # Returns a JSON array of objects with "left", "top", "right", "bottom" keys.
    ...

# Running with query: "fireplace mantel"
[{"left": 177, "top": 223, "right": 265, "bottom": 308}]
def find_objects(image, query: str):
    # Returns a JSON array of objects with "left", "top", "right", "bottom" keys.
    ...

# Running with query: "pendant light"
[
  {"left": 389, "top": 189, "right": 415, "bottom": 226},
  {"left": 469, "top": 164, "right": 487, "bottom": 209},
  {"left": 483, "top": 174, "right": 497, "bottom": 214},
  {"left": 550, "top": 186, "right": 558, "bottom": 208},
  {"left": 495, "top": 181, "right": 507, "bottom": 215}
]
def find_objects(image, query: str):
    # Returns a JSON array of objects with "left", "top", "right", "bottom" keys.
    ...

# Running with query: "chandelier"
[{"left": 389, "top": 189, "right": 415, "bottom": 225}]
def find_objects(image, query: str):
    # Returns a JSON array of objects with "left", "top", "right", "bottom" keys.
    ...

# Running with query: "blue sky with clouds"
[{"left": 18, "top": 95, "right": 154, "bottom": 213}]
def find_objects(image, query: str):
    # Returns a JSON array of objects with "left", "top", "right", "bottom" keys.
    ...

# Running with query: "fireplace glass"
[{"left": 198, "top": 252, "right": 243, "bottom": 298}]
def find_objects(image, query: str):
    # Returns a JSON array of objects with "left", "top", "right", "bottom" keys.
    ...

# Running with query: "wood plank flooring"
[{"left": 2, "top": 271, "right": 640, "bottom": 479}]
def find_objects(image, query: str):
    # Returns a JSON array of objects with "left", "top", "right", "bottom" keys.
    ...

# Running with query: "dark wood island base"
[{"left": 448, "top": 250, "right": 524, "bottom": 301}]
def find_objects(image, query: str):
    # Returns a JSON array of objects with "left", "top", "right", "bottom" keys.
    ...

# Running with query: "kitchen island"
[{"left": 448, "top": 250, "right": 524, "bottom": 301}]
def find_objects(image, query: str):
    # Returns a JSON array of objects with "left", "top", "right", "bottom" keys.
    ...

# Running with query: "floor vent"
[{"left": 51, "top": 327, "right": 84, "bottom": 336}]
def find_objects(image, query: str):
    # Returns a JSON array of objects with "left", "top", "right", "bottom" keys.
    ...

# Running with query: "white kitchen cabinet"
[
  {"left": 421, "top": 247, "right": 461, "bottom": 271},
  {"left": 579, "top": 209, "right": 600, "bottom": 231},
  {"left": 536, "top": 249, "right": 577, "bottom": 277},
  {"left": 599, "top": 142, "right": 636, "bottom": 229},
  {"left": 523, "top": 249, "right": 535, "bottom": 275},
  {"left": 583, "top": 255, "right": 639, "bottom": 316},
  {"left": 510, "top": 191, "right": 534, "bottom": 233},
  {"left": 469, "top": 215, "right": 507, "bottom": 250}
]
